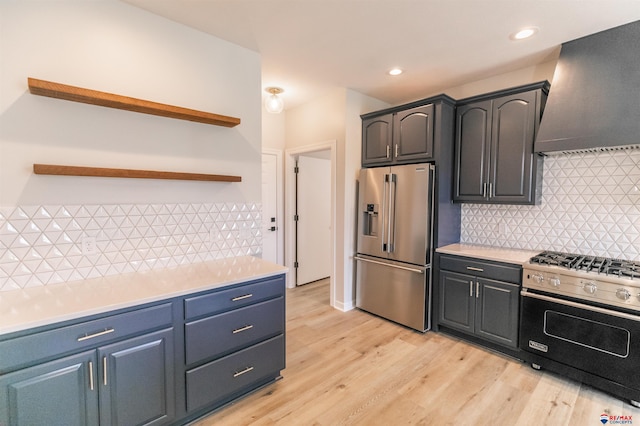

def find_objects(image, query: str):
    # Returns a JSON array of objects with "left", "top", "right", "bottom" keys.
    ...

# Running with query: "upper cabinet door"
[
  {"left": 453, "top": 100, "right": 492, "bottom": 202},
  {"left": 393, "top": 104, "right": 434, "bottom": 163},
  {"left": 490, "top": 91, "right": 538, "bottom": 204},
  {"left": 362, "top": 114, "right": 393, "bottom": 166},
  {"left": 453, "top": 81, "right": 548, "bottom": 205}
]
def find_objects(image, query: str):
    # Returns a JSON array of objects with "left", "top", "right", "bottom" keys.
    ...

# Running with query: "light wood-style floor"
[{"left": 193, "top": 279, "right": 640, "bottom": 425}]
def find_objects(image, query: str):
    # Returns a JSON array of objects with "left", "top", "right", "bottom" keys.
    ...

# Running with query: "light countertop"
[
  {"left": 436, "top": 243, "right": 541, "bottom": 265},
  {"left": 0, "top": 256, "right": 288, "bottom": 337}
]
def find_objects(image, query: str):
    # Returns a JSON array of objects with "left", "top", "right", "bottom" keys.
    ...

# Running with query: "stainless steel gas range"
[{"left": 520, "top": 251, "right": 640, "bottom": 407}]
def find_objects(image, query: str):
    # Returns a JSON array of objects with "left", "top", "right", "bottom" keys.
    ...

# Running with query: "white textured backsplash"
[
  {"left": 0, "top": 203, "right": 262, "bottom": 291},
  {"left": 461, "top": 149, "right": 640, "bottom": 260}
]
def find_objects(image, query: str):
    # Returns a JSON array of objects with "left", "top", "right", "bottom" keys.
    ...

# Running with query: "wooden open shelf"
[
  {"left": 33, "top": 164, "right": 241, "bottom": 183},
  {"left": 28, "top": 78, "right": 241, "bottom": 128}
]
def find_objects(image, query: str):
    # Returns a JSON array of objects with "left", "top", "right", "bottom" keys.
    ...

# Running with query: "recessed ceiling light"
[
  {"left": 511, "top": 27, "right": 539, "bottom": 40},
  {"left": 388, "top": 68, "right": 403, "bottom": 76}
]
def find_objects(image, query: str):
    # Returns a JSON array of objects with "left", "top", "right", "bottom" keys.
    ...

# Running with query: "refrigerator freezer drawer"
[{"left": 355, "top": 256, "right": 430, "bottom": 332}]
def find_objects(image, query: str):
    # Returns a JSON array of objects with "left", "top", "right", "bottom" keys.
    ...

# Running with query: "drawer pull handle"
[
  {"left": 88, "top": 361, "right": 94, "bottom": 390},
  {"left": 233, "top": 366, "right": 254, "bottom": 378},
  {"left": 232, "top": 325, "right": 254, "bottom": 334},
  {"left": 77, "top": 328, "right": 115, "bottom": 342},
  {"left": 466, "top": 266, "right": 484, "bottom": 272},
  {"left": 231, "top": 294, "right": 253, "bottom": 302}
]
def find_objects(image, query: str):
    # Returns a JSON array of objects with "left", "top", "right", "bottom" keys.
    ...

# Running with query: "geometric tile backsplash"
[
  {"left": 0, "top": 202, "right": 262, "bottom": 291},
  {"left": 462, "top": 148, "right": 640, "bottom": 261}
]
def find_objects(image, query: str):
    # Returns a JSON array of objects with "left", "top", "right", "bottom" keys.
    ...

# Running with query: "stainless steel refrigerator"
[{"left": 355, "top": 163, "right": 435, "bottom": 331}]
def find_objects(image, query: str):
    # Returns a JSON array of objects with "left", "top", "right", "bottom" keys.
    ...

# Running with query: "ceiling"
[{"left": 122, "top": 0, "right": 640, "bottom": 110}]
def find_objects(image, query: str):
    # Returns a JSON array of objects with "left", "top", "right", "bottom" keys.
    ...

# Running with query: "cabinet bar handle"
[
  {"left": 476, "top": 282, "right": 480, "bottom": 299},
  {"left": 395, "top": 144, "right": 399, "bottom": 158},
  {"left": 233, "top": 366, "right": 254, "bottom": 378},
  {"left": 469, "top": 281, "right": 473, "bottom": 297},
  {"left": 489, "top": 183, "right": 493, "bottom": 198},
  {"left": 386, "top": 145, "right": 390, "bottom": 159},
  {"left": 231, "top": 294, "right": 253, "bottom": 302},
  {"left": 77, "top": 328, "right": 114, "bottom": 342},
  {"left": 103, "top": 357, "right": 108, "bottom": 386},
  {"left": 232, "top": 325, "right": 254, "bottom": 334},
  {"left": 88, "top": 361, "right": 94, "bottom": 390},
  {"left": 466, "top": 266, "right": 484, "bottom": 272},
  {"left": 483, "top": 182, "right": 487, "bottom": 198}
]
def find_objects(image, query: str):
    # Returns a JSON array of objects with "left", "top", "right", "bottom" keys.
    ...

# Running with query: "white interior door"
[
  {"left": 261, "top": 153, "right": 278, "bottom": 263},
  {"left": 296, "top": 154, "right": 331, "bottom": 285}
]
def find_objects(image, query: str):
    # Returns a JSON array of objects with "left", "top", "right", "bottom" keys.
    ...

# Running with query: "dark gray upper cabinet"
[
  {"left": 454, "top": 81, "right": 549, "bottom": 204},
  {"left": 362, "top": 101, "right": 439, "bottom": 167},
  {"left": 393, "top": 104, "right": 434, "bottom": 163},
  {"left": 362, "top": 113, "right": 393, "bottom": 165}
]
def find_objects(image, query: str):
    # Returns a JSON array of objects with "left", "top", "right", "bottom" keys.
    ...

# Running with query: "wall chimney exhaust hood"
[{"left": 534, "top": 20, "right": 640, "bottom": 154}]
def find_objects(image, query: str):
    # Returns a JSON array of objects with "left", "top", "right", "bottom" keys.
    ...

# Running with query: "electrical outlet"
[{"left": 82, "top": 237, "right": 97, "bottom": 255}]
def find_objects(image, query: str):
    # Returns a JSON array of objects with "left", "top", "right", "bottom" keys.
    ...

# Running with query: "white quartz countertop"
[
  {"left": 0, "top": 256, "right": 288, "bottom": 336},
  {"left": 436, "top": 243, "right": 541, "bottom": 265}
]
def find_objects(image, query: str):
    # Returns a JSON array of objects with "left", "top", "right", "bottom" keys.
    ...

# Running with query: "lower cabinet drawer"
[
  {"left": 184, "top": 276, "right": 285, "bottom": 320},
  {"left": 439, "top": 255, "right": 521, "bottom": 284},
  {"left": 185, "top": 335, "right": 285, "bottom": 413},
  {"left": 0, "top": 303, "right": 173, "bottom": 374},
  {"left": 185, "top": 297, "right": 284, "bottom": 365}
]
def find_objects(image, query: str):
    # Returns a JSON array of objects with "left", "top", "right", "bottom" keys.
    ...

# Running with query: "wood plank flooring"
[{"left": 193, "top": 279, "right": 640, "bottom": 425}]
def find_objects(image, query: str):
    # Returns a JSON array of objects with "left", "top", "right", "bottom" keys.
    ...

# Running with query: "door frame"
[
  {"left": 262, "top": 148, "right": 284, "bottom": 266},
  {"left": 285, "top": 141, "right": 337, "bottom": 305}
]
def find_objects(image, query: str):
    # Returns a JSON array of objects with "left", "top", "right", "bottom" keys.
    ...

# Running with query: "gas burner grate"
[{"left": 530, "top": 251, "right": 640, "bottom": 280}]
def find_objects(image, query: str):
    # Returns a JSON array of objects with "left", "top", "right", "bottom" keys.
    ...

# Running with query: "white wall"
[
  {"left": 262, "top": 111, "right": 286, "bottom": 150},
  {"left": 426, "top": 59, "right": 557, "bottom": 101},
  {"left": 284, "top": 88, "right": 388, "bottom": 310},
  {"left": 0, "top": 1, "right": 263, "bottom": 291},
  {"left": 1, "top": 0, "right": 262, "bottom": 206}
]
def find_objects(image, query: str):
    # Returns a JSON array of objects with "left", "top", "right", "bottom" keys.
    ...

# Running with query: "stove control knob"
[
  {"left": 548, "top": 276, "right": 561, "bottom": 288},
  {"left": 582, "top": 282, "right": 597, "bottom": 295},
  {"left": 616, "top": 288, "right": 631, "bottom": 301},
  {"left": 530, "top": 273, "right": 544, "bottom": 284}
]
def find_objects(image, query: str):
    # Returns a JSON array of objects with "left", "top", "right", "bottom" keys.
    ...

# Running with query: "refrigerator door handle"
[
  {"left": 387, "top": 173, "right": 396, "bottom": 253},
  {"left": 355, "top": 256, "right": 426, "bottom": 274},
  {"left": 381, "top": 173, "right": 389, "bottom": 252}
]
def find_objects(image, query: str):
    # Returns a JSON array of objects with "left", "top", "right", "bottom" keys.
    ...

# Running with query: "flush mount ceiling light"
[
  {"left": 264, "top": 87, "right": 284, "bottom": 113},
  {"left": 511, "top": 26, "right": 539, "bottom": 40},
  {"left": 388, "top": 68, "right": 403, "bottom": 76}
]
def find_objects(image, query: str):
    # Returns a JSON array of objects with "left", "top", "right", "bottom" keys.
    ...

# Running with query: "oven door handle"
[{"left": 521, "top": 290, "right": 640, "bottom": 322}]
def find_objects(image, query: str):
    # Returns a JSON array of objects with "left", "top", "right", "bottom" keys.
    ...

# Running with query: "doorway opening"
[
  {"left": 295, "top": 152, "right": 331, "bottom": 286},
  {"left": 285, "top": 141, "right": 337, "bottom": 306}
]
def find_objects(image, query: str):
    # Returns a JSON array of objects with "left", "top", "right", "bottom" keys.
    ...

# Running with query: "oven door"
[{"left": 520, "top": 290, "right": 640, "bottom": 390}]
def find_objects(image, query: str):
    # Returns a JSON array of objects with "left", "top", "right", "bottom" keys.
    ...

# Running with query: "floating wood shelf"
[
  {"left": 33, "top": 164, "right": 241, "bottom": 183},
  {"left": 28, "top": 78, "right": 241, "bottom": 128}
]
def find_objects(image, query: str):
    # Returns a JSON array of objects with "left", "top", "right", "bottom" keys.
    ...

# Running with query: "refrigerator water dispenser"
[{"left": 362, "top": 203, "right": 378, "bottom": 236}]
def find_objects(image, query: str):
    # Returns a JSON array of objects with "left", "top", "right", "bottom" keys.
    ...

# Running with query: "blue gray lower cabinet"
[
  {"left": 437, "top": 254, "right": 521, "bottom": 351},
  {"left": 0, "top": 273, "right": 286, "bottom": 425}
]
